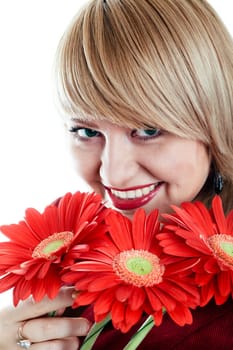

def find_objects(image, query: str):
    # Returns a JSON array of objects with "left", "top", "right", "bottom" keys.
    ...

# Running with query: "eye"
[
  {"left": 68, "top": 126, "right": 101, "bottom": 139},
  {"left": 131, "top": 128, "right": 161, "bottom": 140}
]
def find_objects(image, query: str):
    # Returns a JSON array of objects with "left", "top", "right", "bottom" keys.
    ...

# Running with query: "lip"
[{"left": 104, "top": 182, "right": 163, "bottom": 210}]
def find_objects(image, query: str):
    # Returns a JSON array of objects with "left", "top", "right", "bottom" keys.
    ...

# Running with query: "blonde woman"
[{"left": 0, "top": 1, "right": 233, "bottom": 349}]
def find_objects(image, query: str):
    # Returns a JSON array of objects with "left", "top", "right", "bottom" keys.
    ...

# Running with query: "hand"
[{"left": 0, "top": 287, "right": 91, "bottom": 349}]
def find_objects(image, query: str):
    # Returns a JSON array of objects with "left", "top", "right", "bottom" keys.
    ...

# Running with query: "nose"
[{"left": 100, "top": 133, "right": 138, "bottom": 188}]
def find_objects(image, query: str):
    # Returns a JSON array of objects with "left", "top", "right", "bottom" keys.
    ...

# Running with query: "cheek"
[
  {"left": 179, "top": 142, "right": 210, "bottom": 176},
  {"left": 69, "top": 144, "right": 106, "bottom": 196},
  {"left": 153, "top": 141, "right": 210, "bottom": 183},
  {"left": 70, "top": 145, "right": 100, "bottom": 183},
  {"left": 167, "top": 142, "right": 210, "bottom": 194}
]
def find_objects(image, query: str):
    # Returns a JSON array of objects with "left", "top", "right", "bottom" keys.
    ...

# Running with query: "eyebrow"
[{"left": 70, "top": 118, "right": 99, "bottom": 128}]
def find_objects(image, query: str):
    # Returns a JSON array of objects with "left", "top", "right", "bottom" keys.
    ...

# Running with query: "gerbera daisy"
[
  {"left": 62, "top": 208, "right": 200, "bottom": 333},
  {"left": 0, "top": 191, "right": 108, "bottom": 306},
  {"left": 160, "top": 195, "right": 233, "bottom": 306}
]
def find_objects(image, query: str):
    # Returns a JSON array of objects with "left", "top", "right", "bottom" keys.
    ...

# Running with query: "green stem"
[
  {"left": 80, "top": 314, "right": 111, "bottom": 350},
  {"left": 47, "top": 311, "right": 56, "bottom": 317},
  {"left": 123, "top": 316, "right": 154, "bottom": 350}
]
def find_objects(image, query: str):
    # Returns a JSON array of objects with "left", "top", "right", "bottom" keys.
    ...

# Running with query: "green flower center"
[
  {"left": 126, "top": 257, "right": 152, "bottom": 275},
  {"left": 207, "top": 234, "right": 233, "bottom": 268},
  {"left": 32, "top": 231, "right": 74, "bottom": 259},
  {"left": 220, "top": 241, "right": 233, "bottom": 257},
  {"left": 113, "top": 249, "right": 165, "bottom": 287}
]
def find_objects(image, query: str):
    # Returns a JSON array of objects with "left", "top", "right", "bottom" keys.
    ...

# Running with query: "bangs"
[
  {"left": 55, "top": 0, "right": 194, "bottom": 135},
  {"left": 54, "top": 0, "right": 232, "bottom": 144}
]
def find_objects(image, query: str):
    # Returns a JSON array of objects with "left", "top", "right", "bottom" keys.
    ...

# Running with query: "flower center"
[
  {"left": 112, "top": 249, "right": 165, "bottom": 287},
  {"left": 32, "top": 231, "right": 74, "bottom": 259},
  {"left": 207, "top": 234, "right": 233, "bottom": 268}
]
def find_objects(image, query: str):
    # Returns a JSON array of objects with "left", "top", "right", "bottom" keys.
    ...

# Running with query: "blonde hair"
[{"left": 55, "top": 0, "right": 233, "bottom": 212}]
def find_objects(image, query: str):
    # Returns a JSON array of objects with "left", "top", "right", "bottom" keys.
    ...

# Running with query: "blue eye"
[
  {"left": 68, "top": 127, "right": 100, "bottom": 138},
  {"left": 78, "top": 128, "right": 99, "bottom": 138},
  {"left": 131, "top": 128, "right": 161, "bottom": 139}
]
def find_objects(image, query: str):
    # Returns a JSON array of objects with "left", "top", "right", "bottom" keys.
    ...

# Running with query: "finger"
[
  {"left": 31, "top": 337, "right": 79, "bottom": 350},
  {"left": 22, "top": 317, "right": 91, "bottom": 342},
  {"left": 4, "top": 287, "right": 75, "bottom": 322}
]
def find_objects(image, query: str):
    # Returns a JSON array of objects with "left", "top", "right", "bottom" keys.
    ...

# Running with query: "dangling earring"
[{"left": 213, "top": 172, "right": 224, "bottom": 194}]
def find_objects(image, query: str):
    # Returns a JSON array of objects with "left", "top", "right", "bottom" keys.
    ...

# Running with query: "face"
[{"left": 66, "top": 118, "right": 211, "bottom": 218}]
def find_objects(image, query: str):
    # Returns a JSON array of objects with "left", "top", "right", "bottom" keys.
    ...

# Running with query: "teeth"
[
  {"left": 111, "top": 184, "right": 157, "bottom": 200},
  {"left": 128, "top": 190, "right": 135, "bottom": 199},
  {"left": 135, "top": 189, "right": 142, "bottom": 197},
  {"left": 118, "top": 191, "right": 127, "bottom": 199},
  {"left": 142, "top": 187, "right": 150, "bottom": 195}
]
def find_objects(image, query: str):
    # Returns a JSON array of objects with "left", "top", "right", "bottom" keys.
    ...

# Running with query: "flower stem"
[
  {"left": 47, "top": 311, "right": 56, "bottom": 317},
  {"left": 80, "top": 314, "right": 111, "bottom": 350},
  {"left": 123, "top": 315, "right": 154, "bottom": 350}
]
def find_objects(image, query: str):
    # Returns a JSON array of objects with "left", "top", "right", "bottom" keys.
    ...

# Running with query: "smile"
[
  {"left": 104, "top": 183, "right": 163, "bottom": 210},
  {"left": 111, "top": 184, "right": 156, "bottom": 199}
]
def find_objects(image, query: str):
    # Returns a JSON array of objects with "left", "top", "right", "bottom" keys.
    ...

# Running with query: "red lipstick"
[{"left": 105, "top": 183, "right": 163, "bottom": 210}]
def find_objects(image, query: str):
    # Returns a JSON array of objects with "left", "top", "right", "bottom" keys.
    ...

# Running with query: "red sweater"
[{"left": 75, "top": 299, "right": 233, "bottom": 349}]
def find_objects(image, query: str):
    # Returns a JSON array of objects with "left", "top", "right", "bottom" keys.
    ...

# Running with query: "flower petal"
[{"left": 106, "top": 211, "right": 133, "bottom": 250}]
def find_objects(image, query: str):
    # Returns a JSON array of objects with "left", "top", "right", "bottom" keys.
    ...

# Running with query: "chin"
[{"left": 114, "top": 208, "right": 136, "bottom": 219}]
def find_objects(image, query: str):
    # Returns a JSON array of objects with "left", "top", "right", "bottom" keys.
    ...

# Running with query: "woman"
[{"left": 0, "top": 0, "right": 233, "bottom": 349}]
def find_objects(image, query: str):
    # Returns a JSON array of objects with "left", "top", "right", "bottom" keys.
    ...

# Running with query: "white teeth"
[
  {"left": 111, "top": 184, "right": 158, "bottom": 200},
  {"left": 135, "top": 189, "right": 142, "bottom": 197},
  {"left": 142, "top": 187, "right": 150, "bottom": 195},
  {"left": 127, "top": 190, "right": 135, "bottom": 199},
  {"left": 119, "top": 191, "right": 127, "bottom": 199}
]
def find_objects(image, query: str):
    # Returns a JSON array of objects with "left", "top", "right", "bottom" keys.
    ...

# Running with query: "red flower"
[
  {"left": 160, "top": 195, "right": 233, "bottom": 306},
  {"left": 0, "top": 191, "right": 107, "bottom": 306},
  {"left": 62, "top": 208, "right": 199, "bottom": 333}
]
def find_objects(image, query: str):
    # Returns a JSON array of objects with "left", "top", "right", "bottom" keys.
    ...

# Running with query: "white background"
[{"left": 0, "top": 1, "right": 232, "bottom": 226}]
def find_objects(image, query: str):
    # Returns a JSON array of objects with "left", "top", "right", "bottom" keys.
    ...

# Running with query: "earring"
[{"left": 213, "top": 172, "right": 224, "bottom": 194}]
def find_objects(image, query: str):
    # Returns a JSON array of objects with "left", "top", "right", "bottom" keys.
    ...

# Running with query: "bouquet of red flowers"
[{"left": 0, "top": 192, "right": 232, "bottom": 349}]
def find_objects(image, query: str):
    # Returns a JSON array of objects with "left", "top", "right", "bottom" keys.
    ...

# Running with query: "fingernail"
[
  {"left": 82, "top": 319, "right": 92, "bottom": 334},
  {"left": 71, "top": 290, "right": 79, "bottom": 299},
  {"left": 55, "top": 307, "right": 66, "bottom": 316}
]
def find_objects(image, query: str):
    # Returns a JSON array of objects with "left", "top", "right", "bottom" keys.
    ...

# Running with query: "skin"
[
  {"left": 66, "top": 118, "right": 211, "bottom": 218},
  {"left": 0, "top": 119, "right": 211, "bottom": 349},
  {"left": 0, "top": 288, "right": 90, "bottom": 350}
]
